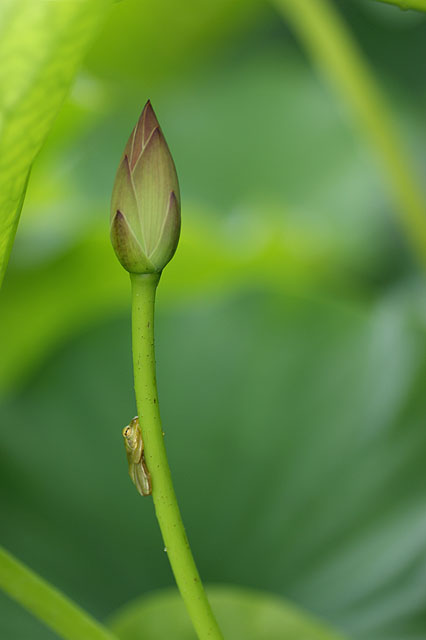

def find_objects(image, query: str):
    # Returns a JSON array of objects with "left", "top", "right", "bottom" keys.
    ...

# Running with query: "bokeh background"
[{"left": 1, "top": 0, "right": 426, "bottom": 638}]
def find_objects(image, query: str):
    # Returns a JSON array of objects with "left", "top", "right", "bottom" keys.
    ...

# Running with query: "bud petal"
[
  {"left": 110, "top": 210, "right": 154, "bottom": 273},
  {"left": 132, "top": 127, "right": 180, "bottom": 255},
  {"left": 110, "top": 101, "right": 181, "bottom": 274},
  {"left": 149, "top": 191, "right": 181, "bottom": 270},
  {"left": 110, "top": 156, "right": 144, "bottom": 249}
]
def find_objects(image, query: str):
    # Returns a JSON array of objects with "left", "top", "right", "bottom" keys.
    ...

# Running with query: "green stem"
[
  {"left": 273, "top": 0, "right": 426, "bottom": 266},
  {"left": 0, "top": 546, "right": 116, "bottom": 640},
  {"left": 374, "top": 0, "right": 426, "bottom": 11},
  {"left": 130, "top": 272, "right": 224, "bottom": 640}
]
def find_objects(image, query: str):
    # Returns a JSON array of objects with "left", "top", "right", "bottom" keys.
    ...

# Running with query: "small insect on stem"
[{"left": 122, "top": 416, "right": 152, "bottom": 496}]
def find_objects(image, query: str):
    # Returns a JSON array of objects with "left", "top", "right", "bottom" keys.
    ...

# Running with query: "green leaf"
[
  {"left": 0, "top": 0, "right": 109, "bottom": 287},
  {"left": 1, "top": 283, "right": 426, "bottom": 639},
  {"left": 109, "top": 586, "right": 345, "bottom": 640}
]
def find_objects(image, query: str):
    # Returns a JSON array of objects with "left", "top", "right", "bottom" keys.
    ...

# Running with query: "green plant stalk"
[
  {"left": 374, "top": 0, "right": 426, "bottom": 11},
  {"left": 274, "top": 0, "right": 426, "bottom": 266},
  {"left": 0, "top": 546, "right": 117, "bottom": 640},
  {"left": 130, "top": 272, "right": 224, "bottom": 640}
]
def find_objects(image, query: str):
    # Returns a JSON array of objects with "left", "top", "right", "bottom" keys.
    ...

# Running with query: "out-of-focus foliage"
[
  {"left": 0, "top": 0, "right": 109, "bottom": 286},
  {"left": 110, "top": 587, "right": 346, "bottom": 639},
  {"left": 2, "top": 18, "right": 416, "bottom": 392},
  {"left": 2, "top": 284, "right": 426, "bottom": 640},
  {"left": 275, "top": 0, "right": 426, "bottom": 266},
  {"left": 374, "top": 0, "right": 426, "bottom": 12},
  {"left": 1, "top": 0, "right": 426, "bottom": 639}
]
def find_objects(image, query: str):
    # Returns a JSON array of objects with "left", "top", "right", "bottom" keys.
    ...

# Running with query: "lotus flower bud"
[{"left": 110, "top": 101, "right": 181, "bottom": 273}]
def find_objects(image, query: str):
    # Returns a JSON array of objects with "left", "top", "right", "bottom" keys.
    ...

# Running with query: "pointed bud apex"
[{"left": 110, "top": 101, "right": 181, "bottom": 273}]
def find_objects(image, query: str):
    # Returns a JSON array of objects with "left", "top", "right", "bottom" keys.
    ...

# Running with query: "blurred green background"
[{"left": 1, "top": 0, "right": 426, "bottom": 638}]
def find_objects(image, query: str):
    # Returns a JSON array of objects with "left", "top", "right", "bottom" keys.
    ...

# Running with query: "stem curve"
[{"left": 130, "top": 272, "right": 224, "bottom": 640}]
